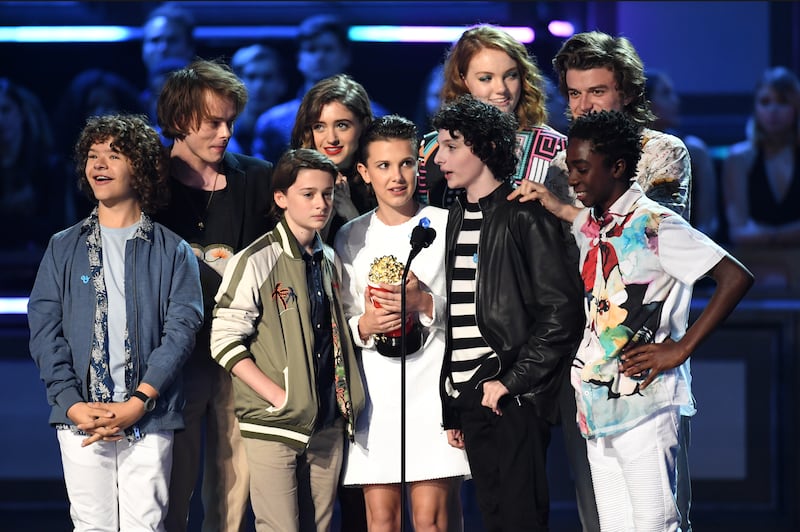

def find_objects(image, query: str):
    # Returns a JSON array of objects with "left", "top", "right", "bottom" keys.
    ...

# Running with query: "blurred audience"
[
  {"left": 544, "top": 75, "right": 569, "bottom": 135},
  {"left": 230, "top": 43, "right": 288, "bottom": 155},
  {"left": 413, "top": 62, "right": 445, "bottom": 133},
  {"left": 140, "top": 2, "right": 197, "bottom": 123},
  {"left": 646, "top": 69, "right": 720, "bottom": 238},
  {"left": 722, "top": 66, "right": 800, "bottom": 246},
  {"left": 54, "top": 68, "right": 145, "bottom": 220},
  {"left": 0, "top": 78, "right": 69, "bottom": 252},
  {"left": 252, "top": 14, "right": 389, "bottom": 163}
]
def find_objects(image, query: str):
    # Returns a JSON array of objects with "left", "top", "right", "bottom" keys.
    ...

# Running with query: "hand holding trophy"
[{"left": 367, "top": 255, "right": 423, "bottom": 357}]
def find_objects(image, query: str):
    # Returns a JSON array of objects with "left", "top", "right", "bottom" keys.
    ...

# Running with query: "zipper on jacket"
[
  {"left": 131, "top": 238, "right": 141, "bottom": 388},
  {"left": 471, "top": 203, "right": 504, "bottom": 392}
]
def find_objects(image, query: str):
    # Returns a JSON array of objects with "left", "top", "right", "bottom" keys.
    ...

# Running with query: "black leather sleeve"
[{"left": 498, "top": 204, "right": 584, "bottom": 398}]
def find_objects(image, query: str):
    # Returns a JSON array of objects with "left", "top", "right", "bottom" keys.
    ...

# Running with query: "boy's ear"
[
  {"left": 273, "top": 190, "right": 287, "bottom": 210},
  {"left": 612, "top": 158, "right": 627, "bottom": 180}
]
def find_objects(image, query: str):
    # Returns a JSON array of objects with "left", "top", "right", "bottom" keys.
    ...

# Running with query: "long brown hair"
[
  {"left": 441, "top": 24, "right": 547, "bottom": 129},
  {"left": 290, "top": 73, "right": 373, "bottom": 157}
]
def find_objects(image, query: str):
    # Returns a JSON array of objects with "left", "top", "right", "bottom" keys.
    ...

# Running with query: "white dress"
[{"left": 334, "top": 205, "right": 471, "bottom": 484}]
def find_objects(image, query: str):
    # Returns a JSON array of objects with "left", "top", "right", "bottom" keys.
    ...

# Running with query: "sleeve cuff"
[{"left": 349, "top": 314, "right": 375, "bottom": 349}]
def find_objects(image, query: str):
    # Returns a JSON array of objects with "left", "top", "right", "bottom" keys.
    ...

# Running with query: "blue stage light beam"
[
  {"left": 0, "top": 25, "right": 535, "bottom": 44},
  {"left": 0, "top": 298, "right": 29, "bottom": 315},
  {"left": 348, "top": 25, "right": 535, "bottom": 43},
  {"left": 0, "top": 26, "right": 140, "bottom": 42}
]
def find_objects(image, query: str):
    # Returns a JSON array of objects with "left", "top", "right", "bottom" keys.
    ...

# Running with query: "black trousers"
[{"left": 459, "top": 398, "right": 551, "bottom": 532}]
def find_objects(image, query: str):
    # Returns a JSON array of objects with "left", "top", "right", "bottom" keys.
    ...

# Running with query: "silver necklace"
[{"left": 197, "top": 172, "right": 220, "bottom": 231}]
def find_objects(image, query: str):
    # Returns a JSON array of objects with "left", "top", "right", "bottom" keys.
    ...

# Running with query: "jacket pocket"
[{"left": 266, "top": 366, "right": 289, "bottom": 413}]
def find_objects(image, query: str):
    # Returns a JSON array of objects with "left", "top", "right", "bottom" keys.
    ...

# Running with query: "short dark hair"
[
  {"left": 568, "top": 110, "right": 642, "bottom": 182},
  {"left": 431, "top": 95, "right": 518, "bottom": 182},
  {"left": 157, "top": 59, "right": 247, "bottom": 141},
  {"left": 145, "top": 2, "right": 196, "bottom": 47},
  {"left": 357, "top": 114, "right": 419, "bottom": 164},
  {"left": 297, "top": 14, "right": 349, "bottom": 49},
  {"left": 231, "top": 44, "right": 283, "bottom": 77},
  {"left": 553, "top": 31, "right": 654, "bottom": 127},
  {"left": 75, "top": 114, "right": 169, "bottom": 213},
  {"left": 269, "top": 148, "right": 338, "bottom": 221}
]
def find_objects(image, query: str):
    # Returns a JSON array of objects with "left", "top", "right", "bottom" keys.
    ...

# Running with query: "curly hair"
[
  {"left": 568, "top": 110, "right": 642, "bottom": 182},
  {"left": 157, "top": 59, "right": 247, "bottom": 141},
  {"left": 441, "top": 24, "right": 547, "bottom": 130},
  {"left": 269, "top": 148, "right": 339, "bottom": 222},
  {"left": 75, "top": 114, "right": 169, "bottom": 213},
  {"left": 357, "top": 114, "right": 419, "bottom": 164},
  {"left": 553, "top": 31, "right": 655, "bottom": 127},
  {"left": 290, "top": 74, "right": 373, "bottom": 157},
  {"left": 432, "top": 95, "right": 519, "bottom": 182}
]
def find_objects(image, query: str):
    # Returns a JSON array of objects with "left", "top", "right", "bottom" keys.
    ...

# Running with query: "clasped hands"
[{"left": 66, "top": 399, "right": 145, "bottom": 447}]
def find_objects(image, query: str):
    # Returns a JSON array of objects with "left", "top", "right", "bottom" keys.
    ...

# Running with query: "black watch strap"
[{"left": 132, "top": 390, "right": 156, "bottom": 412}]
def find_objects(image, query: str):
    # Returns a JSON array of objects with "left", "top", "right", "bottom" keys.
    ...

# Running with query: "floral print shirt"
[{"left": 571, "top": 183, "right": 724, "bottom": 438}]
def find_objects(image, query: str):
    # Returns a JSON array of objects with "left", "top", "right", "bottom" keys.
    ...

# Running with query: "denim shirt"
[{"left": 301, "top": 234, "right": 336, "bottom": 429}]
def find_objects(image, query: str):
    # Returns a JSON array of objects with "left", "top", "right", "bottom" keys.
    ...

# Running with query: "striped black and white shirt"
[{"left": 447, "top": 202, "right": 498, "bottom": 399}]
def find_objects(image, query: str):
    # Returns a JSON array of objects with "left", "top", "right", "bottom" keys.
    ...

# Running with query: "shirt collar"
[
  {"left": 80, "top": 207, "right": 154, "bottom": 242},
  {"left": 299, "top": 232, "right": 324, "bottom": 261},
  {"left": 591, "top": 182, "right": 644, "bottom": 227}
]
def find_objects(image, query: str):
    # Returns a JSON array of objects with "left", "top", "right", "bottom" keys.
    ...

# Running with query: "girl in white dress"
[{"left": 334, "top": 115, "right": 470, "bottom": 531}]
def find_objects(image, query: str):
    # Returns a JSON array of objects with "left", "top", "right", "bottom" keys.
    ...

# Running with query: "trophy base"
[{"left": 375, "top": 324, "right": 423, "bottom": 358}]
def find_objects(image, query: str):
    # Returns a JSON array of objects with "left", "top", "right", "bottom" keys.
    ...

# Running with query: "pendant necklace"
[{"left": 197, "top": 172, "right": 220, "bottom": 231}]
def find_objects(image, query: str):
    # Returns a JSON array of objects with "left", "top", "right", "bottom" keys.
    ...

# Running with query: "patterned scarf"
[
  {"left": 580, "top": 209, "right": 634, "bottom": 293},
  {"left": 321, "top": 260, "right": 356, "bottom": 440},
  {"left": 84, "top": 209, "right": 140, "bottom": 403}
]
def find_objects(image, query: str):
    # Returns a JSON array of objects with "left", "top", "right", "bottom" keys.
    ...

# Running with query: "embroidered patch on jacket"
[{"left": 271, "top": 282, "right": 298, "bottom": 310}]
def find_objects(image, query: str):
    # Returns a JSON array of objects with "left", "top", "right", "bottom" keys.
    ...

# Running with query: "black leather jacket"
[{"left": 440, "top": 182, "right": 584, "bottom": 428}]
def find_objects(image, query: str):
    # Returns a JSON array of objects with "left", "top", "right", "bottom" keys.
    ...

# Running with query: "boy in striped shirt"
[{"left": 433, "top": 95, "right": 584, "bottom": 531}]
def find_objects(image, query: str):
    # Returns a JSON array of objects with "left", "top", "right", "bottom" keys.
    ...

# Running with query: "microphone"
[{"left": 409, "top": 217, "right": 437, "bottom": 256}]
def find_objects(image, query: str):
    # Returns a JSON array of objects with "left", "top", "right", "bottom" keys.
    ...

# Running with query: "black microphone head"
[
  {"left": 422, "top": 227, "right": 436, "bottom": 247},
  {"left": 410, "top": 225, "right": 436, "bottom": 250}
]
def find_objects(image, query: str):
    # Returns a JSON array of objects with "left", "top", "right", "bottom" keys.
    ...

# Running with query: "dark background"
[{"left": 1, "top": 2, "right": 799, "bottom": 531}]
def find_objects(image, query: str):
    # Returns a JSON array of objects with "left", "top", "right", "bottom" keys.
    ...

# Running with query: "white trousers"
[
  {"left": 57, "top": 429, "right": 174, "bottom": 532},
  {"left": 586, "top": 406, "right": 681, "bottom": 532}
]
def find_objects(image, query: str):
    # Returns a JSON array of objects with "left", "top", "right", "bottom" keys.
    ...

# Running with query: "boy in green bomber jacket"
[{"left": 210, "top": 148, "right": 365, "bottom": 532}]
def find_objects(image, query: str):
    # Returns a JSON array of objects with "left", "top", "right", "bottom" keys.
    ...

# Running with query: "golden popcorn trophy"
[{"left": 367, "top": 255, "right": 423, "bottom": 357}]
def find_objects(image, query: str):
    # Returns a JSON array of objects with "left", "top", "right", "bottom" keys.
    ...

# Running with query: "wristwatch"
[{"left": 131, "top": 390, "right": 156, "bottom": 412}]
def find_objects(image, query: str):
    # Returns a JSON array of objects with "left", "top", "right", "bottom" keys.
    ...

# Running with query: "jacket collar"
[
  {"left": 80, "top": 207, "right": 154, "bottom": 242},
  {"left": 221, "top": 151, "right": 246, "bottom": 246},
  {"left": 274, "top": 217, "right": 310, "bottom": 260},
  {"left": 456, "top": 181, "right": 513, "bottom": 213}
]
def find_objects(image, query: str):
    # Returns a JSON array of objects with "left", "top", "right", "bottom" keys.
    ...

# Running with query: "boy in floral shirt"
[{"left": 523, "top": 110, "right": 753, "bottom": 531}]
